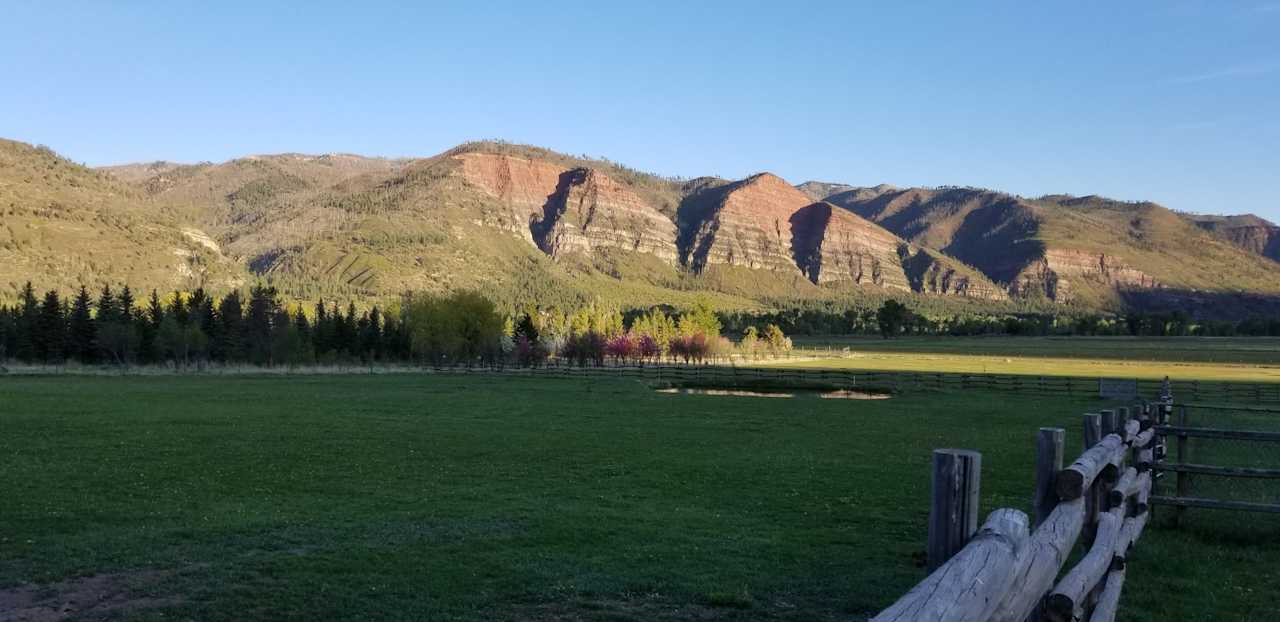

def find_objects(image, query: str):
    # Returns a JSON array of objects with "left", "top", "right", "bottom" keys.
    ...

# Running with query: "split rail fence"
[
  {"left": 1152, "top": 402, "right": 1280, "bottom": 516},
  {"left": 870, "top": 402, "right": 1161, "bottom": 622},
  {"left": 415, "top": 361, "right": 1280, "bottom": 403}
]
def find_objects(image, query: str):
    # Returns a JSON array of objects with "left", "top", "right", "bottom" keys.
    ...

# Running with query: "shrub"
[
  {"left": 669, "top": 333, "right": 709, "bottom": 363},
  {"left": 605, "top": 334, "right": 637, "bottom": 362},
  {"left": 560, "top": 330, "right": 605, "bottom": 366}
]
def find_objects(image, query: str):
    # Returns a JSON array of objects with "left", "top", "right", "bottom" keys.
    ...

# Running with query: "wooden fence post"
[
  {"left": 1101, "top": 410, "right": 1119, "bottom": 438},
  {"left": 1035, "top": 428, "right": 1066, "bottom": 528},
  {"left": 1083, "top": 413, "right": 1103, "bottom": 545},
  {"left": 928, "top": 449, "right": 982, "bottom": 572},
  {"left": 1174, "top": 404, "right": 1189, "bottom": 526}
]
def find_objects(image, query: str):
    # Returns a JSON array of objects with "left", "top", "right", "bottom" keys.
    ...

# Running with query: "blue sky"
[{"left": 2, "top": 2, "right": 1277, "bottom": 218}]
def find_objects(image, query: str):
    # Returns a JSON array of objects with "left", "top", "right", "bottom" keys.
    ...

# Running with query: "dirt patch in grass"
[{"left": 0, "top": 570, "right": 181, "bottom": 622}]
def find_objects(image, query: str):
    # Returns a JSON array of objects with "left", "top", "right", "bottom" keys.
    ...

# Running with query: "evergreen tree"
[
  {"left": 245, "top": 285, "right": 278, "bottom": 365},
  {"left": 37, "top": 289, "right": 66, "bottom": 364},
  {"left": 0, "top": 305, "right": 14, "bottom": 362},
  {"left": 313, "top": 299, "right": 331, "bottom": 357},
  {"left": 189, "top": 288, "right": 215, "bottom": 365},
  {"left": 362, "top": 307, "right": 382, "bottom": 361},
  {"left": 344, "top": 302, "right": 359, "bottom": 356},
  {"left": 68, "top": 286, "right": 96, "bottom": 364},
  {"left": 169, "top": 290, "right": 189, "bottom": 325},
  {"left": 293, "top": 307, "right": 313, "bottom": 347},
  {"left": 139, "top": 290, "right": 165, "bottom": 363},
  {"left": 118, "top": 287, "right": 135, "bottom": 323},
  {"left": 14, "top": 282, "right": 39, "bottom": 362},
  {"left": 216, "top": 291, "right": 245, "bottom": 362},
  {"left": 271, "top": 308, "right": 309, "bottom": 367},
  {"left": 96, "top": 286, "right": 118, "bottom": 325},
  {"left": 514, "top": 313, "right": 540, "bottom": 345}
]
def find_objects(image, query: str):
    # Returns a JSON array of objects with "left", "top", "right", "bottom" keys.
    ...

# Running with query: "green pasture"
[
  {"left": 781, "top": 336, "right": 1280, "bottom": 383},
  {"left": 0, "top": 374, "right": 1275, "bottom": 620}
]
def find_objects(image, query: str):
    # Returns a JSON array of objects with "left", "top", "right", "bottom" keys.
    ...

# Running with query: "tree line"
[
  {"left": 725, "top": 299, "right": 1280, "bottom": 338},
  {"left": 0, "top": 282, "right": 412, "bottom": 368},
  {"left": 0, "top": 283, "right": 795, "bottom": 369}
]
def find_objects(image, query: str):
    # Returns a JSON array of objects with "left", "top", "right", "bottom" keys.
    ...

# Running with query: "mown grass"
[
  {"left": 782, "top": 336, "right": 1280, "bottom": 383},
  {"left": 0, "top": 374, "right": 1275, "bottom": 620}
]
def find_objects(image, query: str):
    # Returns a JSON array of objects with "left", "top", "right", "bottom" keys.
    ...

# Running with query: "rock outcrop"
[
  {"left": 455, "top": 152, "right": 678, "bottom": 263},
  {"left": 1010, "top": 250, "right": 1158, "bottom": 301},
  {"left": 681, "top": 173, "right": 814, "bottom": 273},
  {"left": 1189, "top": 214, "right": 1280, "bottom": 262},
  {"left": 898, "top": 246, "right": 1008, "bottom": 300},
  {"left": 454, "top": 152, "right": 564, "bottom": 243},
  {"left": 789, "top": 202, "right": 909, "bottom": 290},
  {"left": 531, "top": 168, "right": 678, "bottom": 263}
]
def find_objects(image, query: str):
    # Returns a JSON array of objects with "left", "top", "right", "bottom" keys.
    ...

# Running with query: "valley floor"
[
  {"left": 783, "top": 336, "right": 1280, "bottom": 383},
  {"left": 0, "top": 374, "right": 1275, "bottom": 620}
]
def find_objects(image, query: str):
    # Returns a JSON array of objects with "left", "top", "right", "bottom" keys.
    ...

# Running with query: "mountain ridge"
[{"left": 2, "top": 137, "right": 1276, "bottom": 315}]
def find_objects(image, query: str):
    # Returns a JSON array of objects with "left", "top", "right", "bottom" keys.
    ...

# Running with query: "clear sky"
[{"left": 2, "top": 1, "right": 1277, "bottom": 218}]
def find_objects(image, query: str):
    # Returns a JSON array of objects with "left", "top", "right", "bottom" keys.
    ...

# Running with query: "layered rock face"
[
  {"left": 454, "top": 152, "right": 564, "bottom": 243},
  {"left": 532, "top": 168, "right": 678, "bottom": 263},
  {"left": 898, "top": 247, "right": 1008, "bottom": 300},
  {"left": 1010, "top": 250, "right": 1158, "bottom": 301},
  {"left": 683, "top": 173, "right": 814, "bottom": 273},
  {"left": 454, "top": 152, "right": 678, "bottom": 262},
  {"left": 789, "top": 202, "right": 909, "bottom": 290},
  {"left": 1192, "top": 216, "right": 1280, "bottom": 262}
]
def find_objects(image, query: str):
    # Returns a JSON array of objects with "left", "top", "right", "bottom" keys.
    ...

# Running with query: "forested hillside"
[{"left": 3, "top": 137, "right": 1279, "bottom": 320}]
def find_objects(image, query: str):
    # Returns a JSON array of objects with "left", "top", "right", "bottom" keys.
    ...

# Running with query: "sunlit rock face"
[{"left": 532, "top": 168, "right": 678, "bottom": 263}]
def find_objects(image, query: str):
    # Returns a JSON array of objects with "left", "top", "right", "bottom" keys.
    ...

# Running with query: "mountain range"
[{"left": 3, "top": 137, "right": 1279, "bottom": 314}]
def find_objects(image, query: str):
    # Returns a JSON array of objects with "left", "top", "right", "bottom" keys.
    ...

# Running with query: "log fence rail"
[{"left": 870, "top": 400, "right": 1161, "bottom": 622}]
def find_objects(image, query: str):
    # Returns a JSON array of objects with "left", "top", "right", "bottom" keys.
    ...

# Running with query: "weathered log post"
[
  {"left": 928, "top": 449, "right": 982, "bottom": 571},
  {"left": 1035, "top": 428, "right": 1065, "bottom": 528},
  {"left": 1082, "top": 414, "right": 1104, "bottom": 544},
  {"left": 1100, "top": 410, "right": 1120, "bottom": 439}
]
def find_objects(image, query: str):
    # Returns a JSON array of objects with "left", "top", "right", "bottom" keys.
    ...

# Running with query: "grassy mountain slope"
[
  {"left": 0, "top": 139, "right": 242, "bottom": 296},
  {"left": 1183, "top": 213, "right": 1280, "bottom": 262},
  {"left": 823, "top": 185, "right": 1280, "bottom": 307},
  {"left": 5, "top": 137, "right": 1278, "bottom": 316}
]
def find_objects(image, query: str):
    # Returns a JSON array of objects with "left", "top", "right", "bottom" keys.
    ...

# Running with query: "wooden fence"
[
  {"left": 870, "top": 403, "right": 1160, "bottom": 622},
  {"left": 419, "top": 360, "right": 1280, "bottom": 403},
  {"left": 1152, "top": 403, "right": 1280, "bottom": 516}
]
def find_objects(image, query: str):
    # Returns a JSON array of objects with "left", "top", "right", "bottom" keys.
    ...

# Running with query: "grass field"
[
  {"left": 1, "top": 374, "right": 1276, "bottom": 620},
  {"left": 783, "top": 336, "right": 1280, "bottom": 383}
]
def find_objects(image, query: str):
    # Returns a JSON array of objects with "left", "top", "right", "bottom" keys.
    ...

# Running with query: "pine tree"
[
  {"left": 37, "top": 289, "right": 65, "bottom": 364},
  {"left": 245, "top": 285, "right": 278, "bottom": 365},
  {"left": 188, "top": 288, "right": 215, "bottom": 365},
  {"left": 97, "top": 284, "right": 138, "bottom": 367},
  {"left": 0, "top": 305, "right": 14, "bottom": 363},
  {"left": 169, "top": 290, "right": 188, "bottom": 326},
  {"left": 14, "top": 282, "right": 39, "bottom": 362},
  {"left": 96, "top": 286, "right": 118, "bottom": 325},
  {"left": 293, "top": 307, "right": 312, "bottom": 345},
  {"left": 139, "top": 290, "right": 164, "bottom": 363},
  {"left": 344, "top": 302, "right": 359, "bottom": 356},
  {"left": 216, "top": 291, "right": 245, "bottom": 362},
  {"left": 118, "top": 286, "right": 136, "bottom": 324},
  {"left": 313, "top": 299, "right": 331, "bottom": 357},
  {"left": 363, "top": 307, "right": 383, "bottom": 361},
  {"left": 68, "top": 286, "right": 96, "bottom": 364}
]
